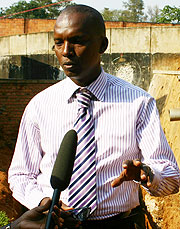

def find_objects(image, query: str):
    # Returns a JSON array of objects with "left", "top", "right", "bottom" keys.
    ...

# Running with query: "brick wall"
[
  {"left": 0, "top": 79, "right": 57, "bottom": 172},
  {"left": 0, "top": 18, "right": 25, "bottom": 36},
  {"left": 0, "top": 79, "right": 58, "bottom": 219},
  {"left": 0, "top": 18, "right": 56, "bottom": 37},
  {"left": 1, "top": 18, "right": 180, "bottom": 37},
  {"left": 105, "top": 21, "right": 180, "bottom": 28}
]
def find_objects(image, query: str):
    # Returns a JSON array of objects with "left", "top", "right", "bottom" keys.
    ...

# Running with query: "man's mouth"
[{"left": 63, "top": 62, "right": 77, "bottom": 70}]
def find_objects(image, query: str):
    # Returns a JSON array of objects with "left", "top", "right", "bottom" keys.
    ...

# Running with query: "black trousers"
[{"left": 80, "top": 206, "right": 146, "bottom": 229}]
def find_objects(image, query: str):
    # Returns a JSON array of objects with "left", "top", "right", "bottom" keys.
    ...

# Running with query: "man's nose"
[{"left": 62, "top": 41, "right": 73, "bottom": 56}]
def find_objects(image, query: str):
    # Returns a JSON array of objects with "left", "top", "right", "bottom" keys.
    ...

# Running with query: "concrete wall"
[
  {"left": 108, "top": 26, "right": 180, "bottom": 54},
  {"left": 1, "top": 27, "right": 180, "bottom": 56},
  {"left": 0, "top": 32, "right": 54, "bottom": 56},
  {"left": 1, "top": 26, "right": 180, "bottom": 91}
]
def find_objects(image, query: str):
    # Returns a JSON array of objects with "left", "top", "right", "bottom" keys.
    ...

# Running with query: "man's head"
[{"left": 54, "top": 5, "right": 108, "bottom": 86}]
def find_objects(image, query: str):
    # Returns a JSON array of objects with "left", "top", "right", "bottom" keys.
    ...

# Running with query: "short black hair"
[{"left": 59, "top": 4, "right": 106, "bottom": 36}]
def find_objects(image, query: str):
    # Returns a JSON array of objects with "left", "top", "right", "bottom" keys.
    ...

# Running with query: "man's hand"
[
  {"left": 53, "top": 202, "right": 81, "bottom": 228},
  {"left": 111, "top": 159, "right": 154, "bottom": 188},
  {"left": 39, "top": 198, "right": 80, "bottom": 228}
]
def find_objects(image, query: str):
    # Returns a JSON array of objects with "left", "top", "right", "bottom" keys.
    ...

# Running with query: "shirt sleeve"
[
  {"left": 8, "top": 102, "right": 49, "bottom": 209},
  {"left": 136, "top": 96, "right": 180, "bottom": 196}
]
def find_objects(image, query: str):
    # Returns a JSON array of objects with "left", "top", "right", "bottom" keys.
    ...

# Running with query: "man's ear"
[{"left": 99, "top": 37, "right": 108, "bottom": 54}]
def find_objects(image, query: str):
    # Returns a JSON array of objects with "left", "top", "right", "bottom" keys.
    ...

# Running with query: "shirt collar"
[
  {"left": 64, "top": 77, "right": 79, "bottom": 103},
  {"left": 65, "top": 68, "right": 107, "bottom": 103},
  {"left": 87, "top": 68, "right": 107, "bottom": 102}
]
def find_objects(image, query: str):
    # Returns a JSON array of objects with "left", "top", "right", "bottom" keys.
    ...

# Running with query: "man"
[{"left": 8, "top": 4, "right": 180, "bottom": 229}]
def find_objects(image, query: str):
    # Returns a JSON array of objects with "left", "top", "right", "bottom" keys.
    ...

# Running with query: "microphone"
[{"left": 45, "top": 129, "right": 77, "bottom": 229}]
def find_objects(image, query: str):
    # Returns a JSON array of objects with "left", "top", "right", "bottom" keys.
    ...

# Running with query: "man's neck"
[{"left": 70, "top": 67, "right": 102, "bottom": 87}]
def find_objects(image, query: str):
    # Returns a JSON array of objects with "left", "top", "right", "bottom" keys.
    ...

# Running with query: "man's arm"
[
  {"left": 1, "top": 199, "right": 63, "bottom": 229},
  {"left": 112, "top": 97, "right": 180, "bottom": 195},
  {"left": 8, "top": 103, "right": 49, "bottom": 209}
]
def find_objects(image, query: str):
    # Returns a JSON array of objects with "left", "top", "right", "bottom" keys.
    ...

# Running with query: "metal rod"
[{"left": 169, "top": 108, "right": 180, "bottom": 121}]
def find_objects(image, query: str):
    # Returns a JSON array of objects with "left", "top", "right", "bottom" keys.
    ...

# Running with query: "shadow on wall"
[
  {"left": 9, "top": 56, "right": 65, "bottom": 80},
  {"left": 156, "top": 95, "right": 168, "bottom": 116},
  {"left": 101, "top": 53, "right": 151, "bottom": 91},
  {"left": 2, "top": 52, "right": 152, "bottom": 90}
]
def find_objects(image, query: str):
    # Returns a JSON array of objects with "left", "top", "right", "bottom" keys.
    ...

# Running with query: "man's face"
[{"left": 54, "top": 12, "right": 105, "bottom": 86}]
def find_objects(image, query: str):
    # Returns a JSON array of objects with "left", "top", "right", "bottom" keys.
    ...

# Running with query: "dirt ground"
[
  {"left": 0, "top": 171, "right": 22, "bottom": 222},
  {"left": 141, "top": 188, "right": 180, "bottom": 229},
  {"left": 161, "top": 193, "right": 180, "bottom": 229}
]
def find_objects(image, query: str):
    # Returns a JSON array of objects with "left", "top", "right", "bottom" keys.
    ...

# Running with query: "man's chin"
[
  {"left": 63, "top": 68, "right": 82, "bottom": 78},
  {"left": 65, "top": 72, "right": 78, "bottom": 78}
]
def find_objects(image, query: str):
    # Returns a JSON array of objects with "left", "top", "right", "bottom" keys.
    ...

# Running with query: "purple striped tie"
[{"left": 68, "top": 89, "right": 96, "bottom": 214}]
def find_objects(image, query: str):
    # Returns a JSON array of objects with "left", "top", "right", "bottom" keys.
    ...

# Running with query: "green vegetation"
[
  {"left": 101, "top": 0, "right": 145, "bottom": 22},
  {"left": 157, "top": 5, "right": 180, "bottom": 23},
  {"left": 0, "top": 211, "right": 10, "bottom": 227},
  {"left": 0, "top": 0, "right": 73, "bottom": 19}
]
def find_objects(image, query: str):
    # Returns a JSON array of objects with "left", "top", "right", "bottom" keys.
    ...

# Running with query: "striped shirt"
[{"left": 8, "top": 69, "right": 180, "bottom": 220}]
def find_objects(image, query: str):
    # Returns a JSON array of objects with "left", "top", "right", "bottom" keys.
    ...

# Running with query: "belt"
[
  {"left": 81, "top": 210, "right": 133, "bottom": 229},
  {"left": 87, "top": 210, "right": 131, "bottom": 222}
]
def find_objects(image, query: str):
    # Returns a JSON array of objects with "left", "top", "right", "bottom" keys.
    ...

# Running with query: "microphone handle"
[{"left": 45, "top": 189, "right": 61, "bottom": 229}]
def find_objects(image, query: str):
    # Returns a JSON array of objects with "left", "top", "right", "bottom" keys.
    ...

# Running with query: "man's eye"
[
  {"left": 72, "top": 38, "right": 86, "bottom": 45},
  {"left": 55, "top": 41, "right": 63, "bottom": 46},
  {"left": 75, "top": 39, "right": 82, "bottom": 44}
]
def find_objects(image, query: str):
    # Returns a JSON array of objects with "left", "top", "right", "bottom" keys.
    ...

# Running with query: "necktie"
[{"left": 68, "top": 89, "right": 96, "bottom": 214}]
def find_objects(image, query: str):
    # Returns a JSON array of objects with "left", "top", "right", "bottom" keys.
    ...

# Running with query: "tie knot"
[{"left": 76, "top": 89, "right": 92, "bottom": 109}]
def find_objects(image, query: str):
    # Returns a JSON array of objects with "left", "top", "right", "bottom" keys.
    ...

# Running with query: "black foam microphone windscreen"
[
  {"left": 46, "top": 129, "right": 77, "bottom": 229},
  {"left": 50, "top": 129, "right": 77, "bottom": 191}
]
